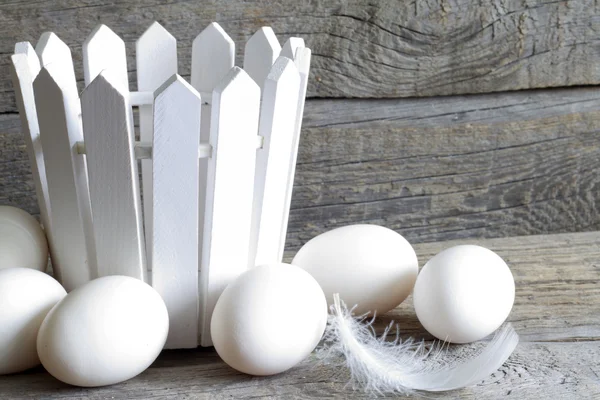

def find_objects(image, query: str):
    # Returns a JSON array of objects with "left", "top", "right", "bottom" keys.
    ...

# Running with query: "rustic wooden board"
[
  {"left": 2, "top": 86, "right": 600, "bottom": 251},
  {"left": 1, "top": 0, "right": 600, "bottom": 107},
  {"left": 285, "top": 87, "right": 600, "bottom": 251},
  {"left": 0, "top": 232, "right": 598, "bottom": 399}
]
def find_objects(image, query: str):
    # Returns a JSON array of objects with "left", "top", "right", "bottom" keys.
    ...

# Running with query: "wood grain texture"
[
  {"left": 286, "top": 87, "right": 600, "bottom": 252},
  {"left": 81, "top": 71, "right": 146, "bottom": 281},
  {"left": 190, "top": 22, "right": 235, "bottom": 282},
  {"left": 83, "top": 24, "right": 129, "bottom": 88},
  {"left": 2, "top": 86, "right": 600, "bottom": 251},
  {"left": 10, "top": 47, "right": 51, "bottom": 239},
  {"left": 136, "top": 21, "right": 178, "bottom": 273},
  {"left": 0, "top": 232, "right": 597, "bottom": 399},
  {"left": 198, "top": 67, "right": 261, "bottom": 346},
  {"left": 152, "top": 75, "right": 201, "bottom": 349},
  {"left": 250, "top": 56, "right": 301, "bottom": 267},
  {"left": 283, "top": 47, "right": 311, "bottom": 260},
  {"left": 33, "top": 61, "right": 96, "bottom": 291},
  {"left": 243, "top": 27, "right": 281, "bottom": 89},
  {"left": 1, "top": 0, "right": 600, "bottom": 107}
]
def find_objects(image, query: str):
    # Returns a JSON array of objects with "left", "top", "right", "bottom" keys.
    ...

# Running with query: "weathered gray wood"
[
  {"left": 365, "top": 231, "right": 600, "bottom": 343},
  {"left": 1, "top": 0, "right": 600, "bottom": 107},
  {"left": 286, "top": 87, "right": 600, "bottom": 251},
  {"left": 3, "top": 87, "right": 600, "bottom": 249},
  {"left": 0, "top": 342, "right": 598, "bottom": 399},
  {"left": 0, "top": 232, "right": 598, "bottom": 399}
]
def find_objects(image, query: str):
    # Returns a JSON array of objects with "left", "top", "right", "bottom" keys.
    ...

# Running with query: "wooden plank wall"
[{"left": 1, "top": 0, "right": 599, "bottom": 253}]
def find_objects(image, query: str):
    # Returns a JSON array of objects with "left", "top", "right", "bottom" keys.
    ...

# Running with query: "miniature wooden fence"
[{"left": 10, "top": 22, "right": 311, "bottom": 349}]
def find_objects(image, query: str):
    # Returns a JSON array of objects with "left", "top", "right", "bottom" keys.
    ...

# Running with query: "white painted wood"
[
  {"left": 35, "top": 32, "right": 77, "bottom": 88},
  {"left": 249, "top": 57, "right": 301, "bottom": 268},
  {"left": 199, "top": 67, "right": 261, "bottom": 347},
  {"left": 136, "top": 22, "right": 178, "bottom": 275},
  {"left": 191, "top": 24, "right": 234, "bottom": 254},
  {"left": 33, "top": 60, "right": 97, "bottom": 291},
  {"left": 10, "top": 44, "right": 54, "bottom": 274},
  {"left": 83, "top": 24, "right": 128, "bottom": 88},
  {"left": 191, "top": 23, "right": 236, "bottom": 344},
  {"left": 279, "top": 47, "right": 312, "bottom": 258},
  {"left": 76, "top": 141, "right": 217, "bottom": 160},
  {"left": 152, "top": 74, "right": 201, "bottom": 349},
  {"left": 129, "top": 91, "right": 154, "bottom": 105},
  {"left": 280, "top": 37, "right": 305, "bottom": 59},
  {"left": 15, "top": 41, "right": 39, "bottom": 59},
  {"left": 80, "top": 70, "right": 146, "bottom": 281},
  {"left": 191, "top": 22, "right": 234, "bottom": 95},
  {"left": 243, "top": 27, "right": 281, "bottom": 88}
]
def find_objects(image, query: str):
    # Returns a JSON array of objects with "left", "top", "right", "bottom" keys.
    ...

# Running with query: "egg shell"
[
  {"left": 0, "top": 268, "right": 66, "bottom": 374},
  {"left": 413, "top": 245, "right": 515, "bottom": 344},
  {"left": 37, "top": 275, "right": 169, "bottom": 387},
  {"left": 211, "top": 263, "right": 327, "bottom": 376},
  {"left": 0, "top": 206, "right": 48, "bottom": 271},
  {"left": 292, "top": 224, "right": 418, "bottom": 315}
]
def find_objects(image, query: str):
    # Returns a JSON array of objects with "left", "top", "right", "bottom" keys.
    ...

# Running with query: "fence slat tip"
[{"left": 281, "top": 37, "right": 305, "bottom": 60}]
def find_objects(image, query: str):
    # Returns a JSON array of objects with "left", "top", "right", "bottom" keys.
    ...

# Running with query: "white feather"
[{"left": 318, "top": 293, "right": 519, "bottom": 394}]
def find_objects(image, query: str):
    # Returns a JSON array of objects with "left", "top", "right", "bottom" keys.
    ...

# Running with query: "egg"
[
  {"left": 0, "top": 268, "right": 66, "bottom": 374},
  {"left": 0, "top": 206, "right": 48, "bottom": 271},
  {"left": 211, "top": 263, "right": 327, "bottom": 376},
  {"left": 413, "top": 245, "right": 515, "bottom": 344},
  {"left": 292, "top": 224, "right": 418, "bottom": 315},
  {"left": 37, "top": 275, "right": 168, "bottom": 387}
]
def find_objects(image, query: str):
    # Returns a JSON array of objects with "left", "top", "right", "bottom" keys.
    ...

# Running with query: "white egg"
[
  {"left": 211, "top": 263, "right": 327, "bottom": 376},
  {"left": 37, "top": 275, "right": 169, "bottom": 387},
  {"left": 413, "top": 245, "right": 515, "bottom": 344},
  {"left": 0, "top": 268, "right": 66, "bottom": 374},
  {"left": 292, "top": 224, "right": 418, "bottom": 315},
  {"left": 0, "top": 206, "right": 48, "bottom": 271}
]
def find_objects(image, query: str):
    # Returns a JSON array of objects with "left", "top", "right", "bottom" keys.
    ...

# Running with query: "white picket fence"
[{"left": 10, "top": 22, "right": 311, "bottom": 349}]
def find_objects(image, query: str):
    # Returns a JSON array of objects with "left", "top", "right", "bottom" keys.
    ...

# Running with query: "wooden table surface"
[{"left": 0, "top": 231, "right": 598, "bottom": 399}]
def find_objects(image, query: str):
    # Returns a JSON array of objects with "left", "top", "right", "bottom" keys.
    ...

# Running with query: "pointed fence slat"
[
  {"left": 191, "top": 24, "right": 234, "bottom": 251},
  {"left": 15, "top": 41, "right": 39, "bottom": 59},
  {"left": 198, "top": 67, "right": 261, "bottom": 347},
  {"left": 191, "top": 22, "right": 235, "bottom": 344},
  {"left": 280, "top": 37, "right": 305, "bottom": 59},
  {"left": 80, "top": 71, "right": 146, "bottom": 281},
  {"left": 36, "top": 32, "right": 77, "bottom": 88},
  {"left": 83, "top": 24, "right": 128, "bottom": 88},
  {"left": 249, "top": 57, "right": 301, "bottom": 268},
  {"left": 152, "top": 75, "right": 201, "bottom": 349},
  {"left": 243, "top": 27, "right": 281, "bottom": 88},
  {"left": 136, "top": 22, "right": 178, "bottom": 276},
  {"left": 33, "top": 33, "right": 97, "bottom": 291},
  {"left": 279, "top": 47, "right": 312, "bottom": 259},
  {"left": 191, "top": 22, "right": 234, "bottom": 96},
  {"left": 10, "top": 43, "right": 54, "bottom": 273}
]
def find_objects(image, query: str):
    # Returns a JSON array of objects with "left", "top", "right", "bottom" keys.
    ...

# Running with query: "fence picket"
[
  {"left": 15, "top": 41, "right": 39, "bottom": 59},
  {"left": 198, "top": 67, "right": 261, "bottom": 347},
  {"left": 80, "top": 71, "right": 146, "bottom": 281},
  {"left": 10, "top": 43, "right": 54, "bottom": 274},
  {"left": 243, "top": 27, "right": 281, "bottom": 88},
  {"left": 36, "top": 32, "right": 77, "bottom": 89},
  {"left": 280, "top": 37, "right": 305, "bottom": 59},
  {"left": 83, "top": 24, "right": 128, "bottom": 88},
  {"left": 136, "top": 22, "right": 178, "bottom": 276},
  {"left": 152, "top": 75, "right": 201, "bottom": 349},
  {"left": 191, "top": 22, "right": 235, "bottom": 344},
  {"left": 249, "top": 57, "right": 301, "bottom": 267},
  {"left": 280, "top": 47, "right": 312, "bottom": 258},
  {"left": 33, "top": 33, "right": 97, "bottom": 291},
  {"left": 191, "top": 22, "right": 234, "bottom": 96}
]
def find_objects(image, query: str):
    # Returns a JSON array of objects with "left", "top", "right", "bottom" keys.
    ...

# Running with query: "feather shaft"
[{"left": 319, "top": 293, "right": 519, "bottom": 394}]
